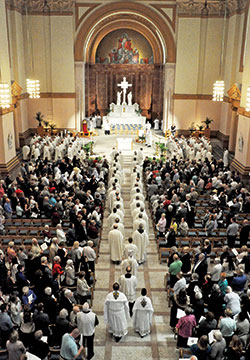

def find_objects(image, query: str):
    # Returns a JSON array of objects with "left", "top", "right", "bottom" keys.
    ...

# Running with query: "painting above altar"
[{"left": 96, "top": 29, "right": 154, "bottom": 64}]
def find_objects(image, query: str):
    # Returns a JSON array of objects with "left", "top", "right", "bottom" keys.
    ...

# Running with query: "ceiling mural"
[{"left": 95, "top": 30, "right": 154, "bottom": 65}]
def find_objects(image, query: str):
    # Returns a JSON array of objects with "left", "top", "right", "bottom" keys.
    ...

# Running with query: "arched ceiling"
[{"left": 74, "top": 1, "right": 176, "bottom": 64}]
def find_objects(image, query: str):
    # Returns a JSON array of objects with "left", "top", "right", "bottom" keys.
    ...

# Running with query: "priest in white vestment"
[
  {"left": 132, "top": 224, "right": 149, "bottom": 264},
  {"left": 120, "top": 252, "right": 138, "bottom": 277},
  {"left": 22, "top": 145, "right": 30, "bottom": 160},
  {"left": 123, "top": 237, "right": 138, "bottom": 259},
  {"left": 133, "top": 214, "right": 148, "bottom": 234},
  {"left": 119, "top": 266, "right": 137, "bottom": 317},
  {"left": 133, "top": 288, "right": 154, "bottom": 337},
  {"left": 108, "top": 210, "right": 121, "bottom": 229},
  {"left": 104, "top": 282, "right": 129, "bottom": 342},
  {"left": 108, "top": 224, "right": 124, "bottom": 263}
]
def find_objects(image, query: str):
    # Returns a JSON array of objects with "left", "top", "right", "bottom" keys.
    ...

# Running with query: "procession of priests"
[
  {"left": 105, "top": 147, "right": 154, "bottom": 341},
  {"left": 22, "top": 133, "right": 89, "bottom": 163}
]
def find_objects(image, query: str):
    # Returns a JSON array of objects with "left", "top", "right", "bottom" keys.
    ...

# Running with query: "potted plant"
[
  {"left": 189, "top": 122, "right": 196, "bottom": 136},
  {"left": 43, "top": 120, "right": 49, "bottom": 132},
  {"left": 35, "top": 112, "right": 44, "bottom": 136},
  {"left": 83, "top": 141, "right": 94, "bottom": 158},
  {"left": 155, "top": 142, "right": 167, "bottom": 156},
  {"left": 48, "top": 122, "right": 56, "bottom": 135},
  {"left": 202, "top": 117, "right": 213, "bottom": 138},
  {"left": 197, "top": 124, "right": 204, "bottom": 131}
]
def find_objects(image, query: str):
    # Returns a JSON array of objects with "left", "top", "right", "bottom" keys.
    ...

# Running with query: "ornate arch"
[{"left": 74, "top": 1, "right": 176, "bottom": 64}]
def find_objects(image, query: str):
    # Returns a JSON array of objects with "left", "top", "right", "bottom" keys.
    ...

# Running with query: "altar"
[
  {"left": 116, "top": 137, "right": 133, "bottom": 151},
  {"left": 102, "top": 77, "right": 146, "bottom": 126}
]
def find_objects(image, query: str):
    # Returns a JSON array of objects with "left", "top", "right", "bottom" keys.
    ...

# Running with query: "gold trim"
[
  {"left": 19, "top": 92, "right": 76, "bottom": 100},
  {"left": 231, "top": 158, "right": 250, "bottom": 175},
  {"left": 0, "top": 105, "right": 15, "bottom": 116},
  {"left": 0, "top": 155, "right": 19, "bottom": 172}
]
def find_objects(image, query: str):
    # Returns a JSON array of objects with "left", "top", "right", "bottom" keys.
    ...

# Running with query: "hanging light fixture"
[
  {"left": 25, "top": 0, "right": 40, "bottom": 99},
  {"left": 212, "top": 80, "right": 224, "bottom": 101},
  {"left": 0, "top": 82, "right": 11, "bottom": 109},
  {"left": 246, "top": 86, "right": 250, "bottom": 112},
  {"left": 212, "top": 0, "right": 227, "bottom": 102},
  {"left": 26, "top": 79, "right": 40, "bottom": 98}
]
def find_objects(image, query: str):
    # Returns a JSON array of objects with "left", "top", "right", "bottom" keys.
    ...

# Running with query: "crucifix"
[{"left": 118, "top": 77, "right": 132, "bottom": 104}]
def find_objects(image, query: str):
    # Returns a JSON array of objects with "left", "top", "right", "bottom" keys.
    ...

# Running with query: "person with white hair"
[
  {"left": 77, "top": 302, "right": 99, "bottom": 360},
  {"left": 83, "top": 240, "right": 96, "bottom": 273},
  {"left": 56, "top": 224, "right": 67, "bottom": 243},
  {"left": 65, "top": 259, "right": 75, "bottom": 286},
  {"left": 224, "top": 286, "right": 241, "bottom": 316},
  {"left": 210, "top": 258, "right": 223, "bottom": 283}
]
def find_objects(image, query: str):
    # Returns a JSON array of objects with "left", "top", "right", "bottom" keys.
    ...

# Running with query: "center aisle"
[{"left": 91, "top": 154, "right": 178, "bottom": 360}]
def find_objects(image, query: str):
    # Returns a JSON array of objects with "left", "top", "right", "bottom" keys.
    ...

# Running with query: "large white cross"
[{"left": 118, "top": 77, "right": 132, "bottom": 104}]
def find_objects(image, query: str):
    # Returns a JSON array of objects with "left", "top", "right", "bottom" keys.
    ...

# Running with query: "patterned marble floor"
[{"left": 88, "top": 136, "right": 178, "bottom": 360}]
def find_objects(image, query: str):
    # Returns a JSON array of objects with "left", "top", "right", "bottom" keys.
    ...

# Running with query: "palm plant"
[
  {"left": 35, "top": 112, "right": 44, "bottom": 126},
  {"left": 49, "top": 122, "right": 56, "bottom": 135},
  {"left": 202, "top": 117, "right": 213, "bottom": 129}
]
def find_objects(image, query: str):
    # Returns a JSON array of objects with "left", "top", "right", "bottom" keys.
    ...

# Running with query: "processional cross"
[{"left": 118, "top": 77, "right": 132, "bottom": 104}]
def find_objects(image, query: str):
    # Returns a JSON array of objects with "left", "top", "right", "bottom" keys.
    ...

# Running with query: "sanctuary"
[{"left": 103, "top": 77, "right": 146, "bottom": 126}]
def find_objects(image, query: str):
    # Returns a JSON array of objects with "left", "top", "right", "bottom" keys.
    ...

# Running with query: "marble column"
[
  {"left": 162, "top": 64, "right": 175, "bottom": 132},
  {"left": 231, "top": 114, "right": 250, "bottom": 184},
  {"left": 75, "top": 61, "right": 85, "bottom": 132},
  {"left": 228, "top": 110, "right": 238, "bottom": 152}
]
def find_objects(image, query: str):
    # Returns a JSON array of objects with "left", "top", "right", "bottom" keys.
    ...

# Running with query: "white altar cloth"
[{"left": 116, "top": 138, "right": 133, "bottom": 151}]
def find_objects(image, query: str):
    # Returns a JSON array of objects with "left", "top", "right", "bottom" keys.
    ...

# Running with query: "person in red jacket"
[{"left": 52, "top": 256, "right": 64, "bottom": 279}]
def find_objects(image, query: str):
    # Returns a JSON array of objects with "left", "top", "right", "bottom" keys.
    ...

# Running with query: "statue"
[
  {"left": 117, "top": 91, "right": 122, "bottom": 105},
  {"left": 127, "top": 91, "right": 132, "bottom": 106}
]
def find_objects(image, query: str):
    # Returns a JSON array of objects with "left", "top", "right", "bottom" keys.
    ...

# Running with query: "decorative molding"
[
  {"left": 6, "top": 0, "right": 75, "bottom": 15},
  {"left": 74, "top": 1, "right": 176, "bottom": 63},
  {"left": 173, "top": 93, "right": 212, "bottom": 100},
  {"left": 227, "top": 84, "right": 241, "bottom": 101},
  {"left": 11, "top": 81, "right": 22, "bottom": 106},
  {"left": 19, "top": 92, "right": 76, "bottom": 99},
  {"left": 177, "top": 0, "right": 248, "bottom": 17},
  {"left": 0, "top": 155, "right": 20, "bottom": 179},
  {"left": 75, "top": 2, "right": 101, "bottom": 30},
  {"left": 151, "top": 4, "right": 177, "bottom": 32},
  {"left": 231, "top": 158, "right": 250, "bottom": 179},
  {"left": 0, "top": 104, "right": 14, "bottom": 116},
  {"left": 40, "top": 92, "right": 76, "bottom": 99}
]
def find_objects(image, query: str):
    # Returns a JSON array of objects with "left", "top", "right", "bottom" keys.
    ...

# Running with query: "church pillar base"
[
  {"left": 0, "top": 155, "right": 20, "bottom": 180},
  {"left": 231, "top": 158, "right": 250, "bottom": 185}
]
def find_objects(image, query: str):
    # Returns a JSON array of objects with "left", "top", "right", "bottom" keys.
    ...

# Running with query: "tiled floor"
[{"left": 90, "top": 133, "right": 178, "bottom": 360}]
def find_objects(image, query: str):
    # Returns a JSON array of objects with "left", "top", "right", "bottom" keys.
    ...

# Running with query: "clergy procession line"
[{"left": 104, "top": 148, "right": 154, "bottom": 342}]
